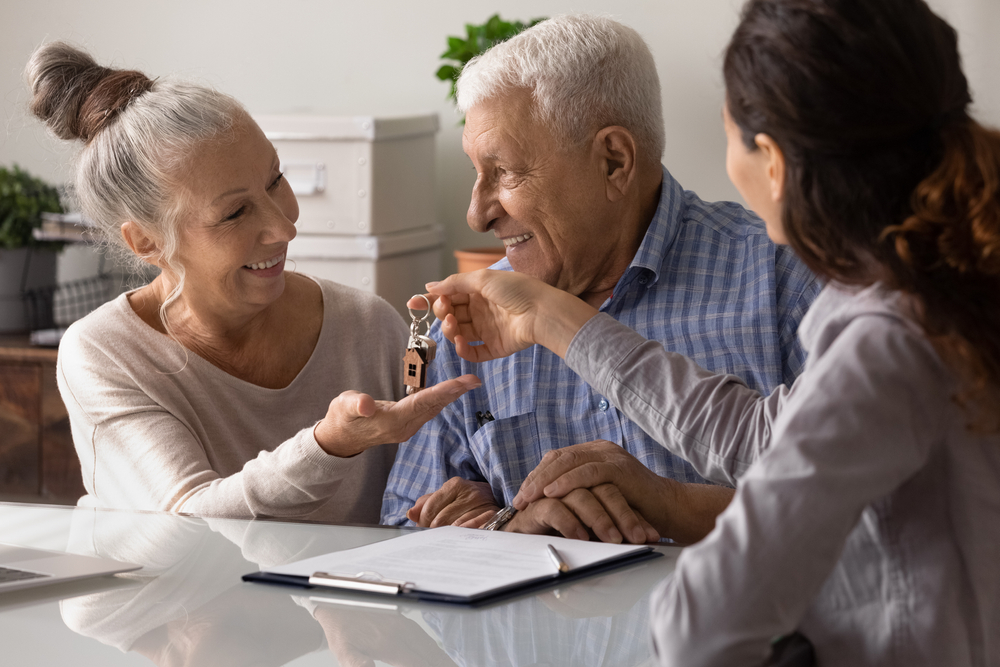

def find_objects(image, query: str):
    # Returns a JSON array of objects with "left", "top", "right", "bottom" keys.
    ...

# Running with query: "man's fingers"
[
  {"left": 591, "top": 484, "right": 660, "bottom": 544},
  {"left": 539, "top": 501, "right": 591, "bottom": 541},
  {"left": 514, "top": 448, "right": 599, "bottom": 508},
  {"left": 458, "top": 509, "right": 497, "bottom": 529},
  {"left": 419, "top": 481, "right": 462, "bottom": 527},
  {"left": 513, "top": 499, "right": 589, "bottom": 541},
  {"left": 561, "top": 488, "right": 624, "bottom": 544},
  {"left": 407, "top": 493, "right": 432, "bottom": 524},
  {"left": 541, "top": 462, "right": 620, "bottom": 499},
  {"left": 513, "top": 441, "right": 625, "bottom": 508},
  {"left": 416, "top": 478, "right": 498, "bottom": 528},
  {"left": 435, "top": 502, "right": 500, "bottom": 528}
]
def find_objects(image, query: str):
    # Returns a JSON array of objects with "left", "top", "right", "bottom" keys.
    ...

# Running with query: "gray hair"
[
  {"left": 456, "top": 14, "right": 665, "bottom": 163},
  {"left": 24, "top": 42, "right": 244, "bottom": 327}
]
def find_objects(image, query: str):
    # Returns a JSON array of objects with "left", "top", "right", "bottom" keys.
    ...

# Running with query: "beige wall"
[{"left": 2, "top": 0, "right": 997, "bottom": 274}]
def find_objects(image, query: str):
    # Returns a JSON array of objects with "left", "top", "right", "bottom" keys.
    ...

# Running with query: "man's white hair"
[{"left": 457, "top": 14, "right": 665, "bottom": 163}]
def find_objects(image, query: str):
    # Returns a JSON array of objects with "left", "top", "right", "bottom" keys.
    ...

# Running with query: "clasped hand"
[{"left": 407, "top": 441, "right": 665, "bottom": 545}]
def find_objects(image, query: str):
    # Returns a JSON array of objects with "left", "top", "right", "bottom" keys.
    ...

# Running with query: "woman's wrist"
[
  {"left": 534, "top": 289, "right": 600, "bottom": 359},
  {"left": 312, "top": 420, "right": 365, "bottom": 458}
]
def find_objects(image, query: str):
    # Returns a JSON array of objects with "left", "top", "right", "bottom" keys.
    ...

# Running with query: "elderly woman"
[
  {"left": 26, "top": 42, "right": 478, "bottom": 522},
  {"left": 424, "top": 0, "right": 1000, "bottom": 664}
]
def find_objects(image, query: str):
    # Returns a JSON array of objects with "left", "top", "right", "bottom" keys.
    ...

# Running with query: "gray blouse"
[{"left": 565, "top": 283, "right": 999, "bottom": 667}]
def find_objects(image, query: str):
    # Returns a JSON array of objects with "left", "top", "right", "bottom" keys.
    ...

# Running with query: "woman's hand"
[
  {"left": 313, "top": 375, "right": 480, "bottom": 457},
  {"left": 425, "top": 270, "right": 598, "bottom": 361}
]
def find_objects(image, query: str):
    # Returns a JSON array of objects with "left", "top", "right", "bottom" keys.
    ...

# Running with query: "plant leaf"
[{"left": 436, "top": 65, "right": 458, "bottom": 81}]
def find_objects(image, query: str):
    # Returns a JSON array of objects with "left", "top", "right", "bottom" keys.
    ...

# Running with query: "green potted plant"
[
  {"left": 0, "top": 165, "right": 64, "bottom": 333},
  {"left": 438, "top": 14, "right": 545, "bottom": 272},
  {"left": 436, "top": 13, "right": 546, "bottom": 117}
]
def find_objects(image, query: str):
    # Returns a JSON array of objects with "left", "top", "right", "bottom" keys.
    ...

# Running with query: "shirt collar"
[{"left": 614, "top": 165, "right": 685, "bottom": 291}]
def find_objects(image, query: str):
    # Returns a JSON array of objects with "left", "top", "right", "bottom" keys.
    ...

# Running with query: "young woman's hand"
[{"left": 425, "top": 270, "right": 598, "bottom": 362}]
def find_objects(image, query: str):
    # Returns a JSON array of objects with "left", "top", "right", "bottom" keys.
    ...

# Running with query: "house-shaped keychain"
[
  {"left": 404, "top": 346, "right": 429, "bottom": 392},
  {"left": 403, "top": 294, "right": 437, "bottom": 394}
]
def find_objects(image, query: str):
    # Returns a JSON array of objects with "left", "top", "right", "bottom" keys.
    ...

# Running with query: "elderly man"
[{"left": 381, "top": 15, "right": 818, "bottom": 542}]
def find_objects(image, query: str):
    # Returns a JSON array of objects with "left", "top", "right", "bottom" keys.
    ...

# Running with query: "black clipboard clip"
[{"left": 308, "top": 571, "right": 414, "bottom": 595}]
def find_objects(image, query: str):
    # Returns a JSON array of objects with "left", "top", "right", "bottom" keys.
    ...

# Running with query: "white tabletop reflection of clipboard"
[{"left": 243, "top": 526, "right": 660, "bottom": 605}]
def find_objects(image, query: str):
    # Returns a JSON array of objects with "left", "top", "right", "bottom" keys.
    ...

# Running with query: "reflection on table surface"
[{"left": 0, "top": 502, "right": 679, "bottom": 666}]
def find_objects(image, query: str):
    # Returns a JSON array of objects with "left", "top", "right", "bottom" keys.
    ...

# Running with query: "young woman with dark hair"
[{"left": 420, "top": 0, "right": 1000, "bottom": 664}]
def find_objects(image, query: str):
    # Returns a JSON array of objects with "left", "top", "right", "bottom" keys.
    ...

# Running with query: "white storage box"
[
  {"left": 288, "top": 226, "right": 445, "bottom": 319},
  {"left": 254, "top": 114, "right": 439, "bottom": 236}
]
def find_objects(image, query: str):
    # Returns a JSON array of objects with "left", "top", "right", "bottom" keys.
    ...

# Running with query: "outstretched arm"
[
  {"left": 424, "top": 270, "right": 597, "bottom": 362},
  {"left": 314, "top": 376, "right": 480, "bottom": 457},
  {"left": 422, "top": 271, "right": 782, "bottom": 486}
]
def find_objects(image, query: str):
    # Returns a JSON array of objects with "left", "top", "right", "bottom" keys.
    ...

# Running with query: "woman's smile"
[{"left": 243, "top": 251, "right": 286, "bottom": 276}]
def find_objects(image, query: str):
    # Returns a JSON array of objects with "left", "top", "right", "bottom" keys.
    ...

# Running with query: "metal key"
[{"left": 403, "top": 295, "right": 436, "bottom": 394}]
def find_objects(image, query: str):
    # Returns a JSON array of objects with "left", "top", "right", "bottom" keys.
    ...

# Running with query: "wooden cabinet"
[{"left": 0, "top": 337, "right": 84, "bottom": 503}]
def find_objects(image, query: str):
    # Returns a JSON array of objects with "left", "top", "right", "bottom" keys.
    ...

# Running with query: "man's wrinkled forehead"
[{"left": 462, "top": 90, "right": 548, "bottom": 160}]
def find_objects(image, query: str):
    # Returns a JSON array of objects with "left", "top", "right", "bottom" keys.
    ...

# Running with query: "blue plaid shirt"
[{"left": 382, "top": 167, "right": 820, "bottom": 525}]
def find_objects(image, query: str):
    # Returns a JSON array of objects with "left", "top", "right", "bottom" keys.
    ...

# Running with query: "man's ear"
[
  {"left": 594, "top": 126, "right": 639, "bottom": 203},
  {"left": 121, "top": 221, "right": 163, "bottom": 267},
  {"left": 754, "top": 133, "right": 786, "bottom": 206}
]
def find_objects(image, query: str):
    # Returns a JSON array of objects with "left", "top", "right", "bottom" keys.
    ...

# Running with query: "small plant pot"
[{"left": 454, "top": 247, "right": 507, "bottom": 273}]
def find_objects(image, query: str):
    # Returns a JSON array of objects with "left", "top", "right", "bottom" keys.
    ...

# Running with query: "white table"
[{"left": 0, "top": 502, "right": 679, "bottom": 666}]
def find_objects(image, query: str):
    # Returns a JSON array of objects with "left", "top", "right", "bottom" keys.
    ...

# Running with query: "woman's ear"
[
  {"left": 754, "top": 133, "right": 786, "bottom": 206},
  {"left": 594, "top": 126, "right": 639, "bottom": 202},
  {"left": 121, "top": 221, "right": 163, "bottom": 267}
]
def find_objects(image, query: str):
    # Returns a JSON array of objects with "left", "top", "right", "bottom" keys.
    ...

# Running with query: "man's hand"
[
  {"left": 512, "top": 440, "right": 733, "bottom": 545},
  {"left": 504, "top": 485, "right": 658, "bottom": 544},
  {"left": 406, "top": 477, "right": 500, "bottom": 528}
]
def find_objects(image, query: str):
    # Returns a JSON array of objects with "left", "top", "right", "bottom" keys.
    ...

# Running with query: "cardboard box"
[
  {"left": 287, "top": 226, "right": 445, "bottom": 319},
  {"left": 254, "top": 114, "right": 438, "bottom": 236}
]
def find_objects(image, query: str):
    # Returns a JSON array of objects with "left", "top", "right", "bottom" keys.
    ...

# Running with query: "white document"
[{"left": 263, "top": 526, "right": 652, "bottom": 599}]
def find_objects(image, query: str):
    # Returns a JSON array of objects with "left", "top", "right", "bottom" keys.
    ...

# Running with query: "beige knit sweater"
[{"left": 56, "top": 276, "right": 409, "bottom": 524}]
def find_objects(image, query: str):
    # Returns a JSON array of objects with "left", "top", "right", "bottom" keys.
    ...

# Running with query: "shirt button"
[
  {"left": 598, "top": 398, "right": 609, "bottom": 412},
  {"left": 638, "top": 276, "right": 648, "bottom": 285}
]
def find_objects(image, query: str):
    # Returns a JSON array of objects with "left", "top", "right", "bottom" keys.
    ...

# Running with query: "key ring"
[
  {"left": 407, "top": 294, "right": 432, "bottom": 338},
  {"left": 407, "top": 294, "right": 432, "bottom": 323}
]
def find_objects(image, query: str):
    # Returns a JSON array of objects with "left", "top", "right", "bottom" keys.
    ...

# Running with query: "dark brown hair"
[
  {"left": 26, "top": 42, "right": 153, "bottom": 143},
  {"left": 724, "top": 0, "right": 1000, "bottom": 429}
]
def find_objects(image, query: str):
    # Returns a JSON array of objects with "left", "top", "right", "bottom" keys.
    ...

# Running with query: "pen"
[{"left": 546, "top": 544, "right": 569, "bottom": 573}]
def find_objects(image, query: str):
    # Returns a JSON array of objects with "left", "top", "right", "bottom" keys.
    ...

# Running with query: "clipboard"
[{"left": 243, "top": 526, "right": 661, "bottom": 606}]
